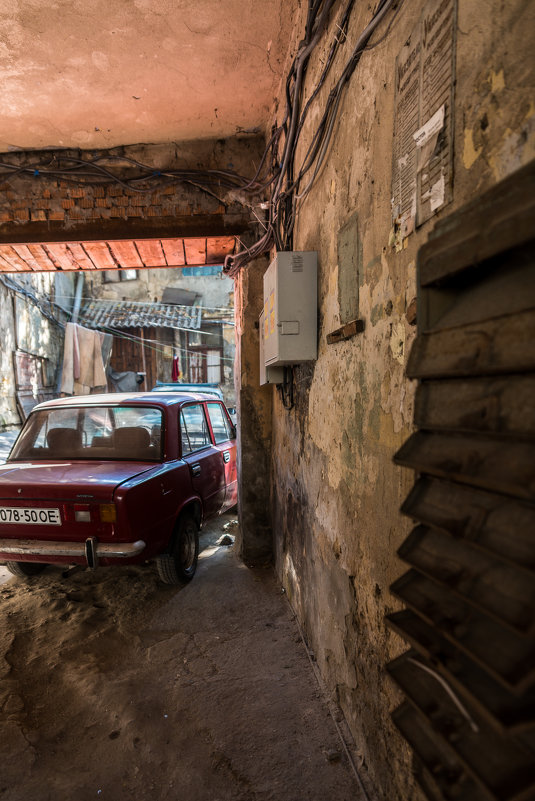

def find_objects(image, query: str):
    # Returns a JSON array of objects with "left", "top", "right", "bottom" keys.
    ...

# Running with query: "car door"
[
  {"left": 205, "top": 401, "right": 237, "bottom": 511},
  {"left": 179, "top": 402, "right": 225, "bottom": 518}
]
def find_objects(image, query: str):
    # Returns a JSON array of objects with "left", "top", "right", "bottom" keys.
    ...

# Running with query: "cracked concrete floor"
[{"left": 0, "top": 514, "right": 364, "bottom": 801}]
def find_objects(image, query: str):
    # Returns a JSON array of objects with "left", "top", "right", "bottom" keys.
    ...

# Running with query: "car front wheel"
[
  {"left": 156, "top": 513, "right": 199, "bottom": 585},
  {"left": 6, "top": 561, "right": 47, "bottom": 577}
]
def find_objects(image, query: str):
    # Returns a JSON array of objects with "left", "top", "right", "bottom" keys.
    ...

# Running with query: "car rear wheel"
[
  {"left": 6, "top": 561, "right": 47, "bottom": 577},
  {"left": 156, "top": 513, "right": 199, "bottom": 585}
]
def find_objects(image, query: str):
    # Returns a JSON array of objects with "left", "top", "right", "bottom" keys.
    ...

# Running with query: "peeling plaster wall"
[
  {"left": 0, "top": 272, "right": 65, "bottom": 429},
  {"left": 265, "top": 1, "right": 535, "bottom": 798}
]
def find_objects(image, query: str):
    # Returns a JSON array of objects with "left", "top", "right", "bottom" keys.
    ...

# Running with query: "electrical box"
[
  {"left": 259, "top": 310, "right": 285, "bottom": 385},
  {"left": 262, "top": 251, "right": 317, "bottom": 368}
]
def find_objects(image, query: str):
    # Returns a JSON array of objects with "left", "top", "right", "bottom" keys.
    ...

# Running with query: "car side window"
[
  {"left": 206, "top": 402, "right": 232, "bottom": 444},
  {"left": 180, "top": 404, "right": 212, "bottom": 455}
]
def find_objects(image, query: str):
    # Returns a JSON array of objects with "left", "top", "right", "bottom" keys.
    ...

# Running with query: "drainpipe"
[{"left": 71, "top": 272, "right": 84, "bottom": 324}]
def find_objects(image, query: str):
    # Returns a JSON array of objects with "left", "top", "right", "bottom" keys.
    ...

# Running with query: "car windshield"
[{"left": 10, "top": 405, "right": 163, "bottom": 462}]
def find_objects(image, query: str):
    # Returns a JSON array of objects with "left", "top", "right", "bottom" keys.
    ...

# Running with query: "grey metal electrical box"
[
  {"left": 262, "top": 251, "right": 317, "bottom": 367},
  {"left": 259, "top": 310, "right": 285, "bottom": 386}
]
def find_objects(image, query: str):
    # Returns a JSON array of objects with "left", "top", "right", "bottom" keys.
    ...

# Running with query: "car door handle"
[
  {"left": 191, "top": 463, "right": 201, "bottom": 476},
  {"left": 222, "top": 451, "right": 230, "bottom": 463}
]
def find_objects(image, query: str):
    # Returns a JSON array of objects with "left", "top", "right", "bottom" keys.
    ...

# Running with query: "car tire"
[
  {"left": 156, "top": 513, "right": 199, "bottom": 585},
  {"left": 6, "top": 561, "right": 47, "bottom": 577}
]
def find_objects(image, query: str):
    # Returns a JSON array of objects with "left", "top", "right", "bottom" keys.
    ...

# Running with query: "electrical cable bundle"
[{"left": 224, "top": 0, "right": 400, "bottom": 276}]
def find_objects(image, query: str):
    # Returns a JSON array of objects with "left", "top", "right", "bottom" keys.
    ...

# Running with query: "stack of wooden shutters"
[{"left": 388, "top": 160, "right": 535, "bottom": 801}]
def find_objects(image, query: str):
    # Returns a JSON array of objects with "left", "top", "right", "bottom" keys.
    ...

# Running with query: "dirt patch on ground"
[{"left": 0, "top": 515, "right": 365, "bottom": 801}]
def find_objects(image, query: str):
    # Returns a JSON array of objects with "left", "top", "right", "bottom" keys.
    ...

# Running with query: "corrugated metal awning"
[{"left": 80, "top": 299, "right": 202, "bottom": 330}]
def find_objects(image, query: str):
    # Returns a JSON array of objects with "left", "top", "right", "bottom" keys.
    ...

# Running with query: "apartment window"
[{"left": 103, "top": 269, "right": 138, "bottom": 283}]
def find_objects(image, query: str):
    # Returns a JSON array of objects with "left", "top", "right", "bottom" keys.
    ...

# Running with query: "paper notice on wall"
[{"left": 391, "top": 0, "right": 456, "bottom": 233}]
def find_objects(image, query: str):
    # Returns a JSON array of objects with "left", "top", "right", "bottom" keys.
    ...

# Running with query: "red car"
[{"left": 0, "top": 392, "right": 237, "bottom": 584}]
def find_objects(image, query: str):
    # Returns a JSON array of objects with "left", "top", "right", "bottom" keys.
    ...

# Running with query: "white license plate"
[{"left": 0, "top": 507, "right": 61, "bottom": 526}]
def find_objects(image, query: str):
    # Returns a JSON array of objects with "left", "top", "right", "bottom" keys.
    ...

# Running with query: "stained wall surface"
[{"left": 259, "top": 1, "right": 535, "bottom": 797}]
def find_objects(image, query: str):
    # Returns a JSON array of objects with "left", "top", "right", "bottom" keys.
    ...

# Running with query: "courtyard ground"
[{"left": 0, "top": 513, "right": 369, "bottom": 801}]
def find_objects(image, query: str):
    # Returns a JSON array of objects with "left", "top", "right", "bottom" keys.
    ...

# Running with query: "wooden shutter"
[{"left": 388, "top": 160, "right": 535, "bottom": 801}]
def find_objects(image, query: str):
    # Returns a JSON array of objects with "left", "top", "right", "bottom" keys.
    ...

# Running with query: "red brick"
[
  {"left": 109, "top": 208, "right": 126, "bottom": 218},
  {"left": 146, "top": 206, "right": 162, "bottom": 217},
  {"left": 61, "top": 199, "right": 75, "bottom": 209},
  {"left": 0, "top": 211, "right": 13, "bottom": 221},
  {"left": 129, "top": 195, "right": 147, "bottom": 206},
  {"left": 42, "top": 189, "right": 52, "bottom": 199},
  {"left": 106, "top": 185, "right": 123, "bottom": 197},
  {"left": 125, "top": 207, "right": 143, "bottom": 217},
  {"left": 30, "top": 209, "right": 47, "bottom": 222},
  {"left": 14, "top": 209, "right": 29, "bottom": 221},
  {"left": 79, "top": 198, "right": 94, "bottom": 209},
  {"left": 69, "top": 187, "right": 85, "bottom": 199},
  {"left": 48, "top": 211, "right": 65, "bottom": 221},
  {"left": 93, "top": 186, "right": 105, "bottom": 198},
  {"left": 116, "top": 196, "right": 129, "bottom": 207},
  {"left": 95, "top": 198, "right": 110, "bottom": 207},
  {"left": 68, "top": 209, "right": 84, "bottom": 220}
]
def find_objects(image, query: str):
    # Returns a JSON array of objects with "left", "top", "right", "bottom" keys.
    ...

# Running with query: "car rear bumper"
[{"left": 0, "top": 537, "right": 146, "bottom": 564}]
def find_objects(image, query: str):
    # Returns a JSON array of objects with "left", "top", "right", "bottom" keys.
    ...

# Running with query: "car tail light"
[
  {"left": 74, "top": 504, "right": 91, "bottom": 523},
  {"left": 99, "top": 504, "right": 116, "bottom": 523}
]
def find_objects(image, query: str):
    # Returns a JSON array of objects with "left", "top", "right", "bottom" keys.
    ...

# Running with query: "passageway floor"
[{"left": 0, "top": 514, "right": 365, "bottom": 801}]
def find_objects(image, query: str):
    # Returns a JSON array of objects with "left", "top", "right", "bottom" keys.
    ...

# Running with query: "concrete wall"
[
  {"left": 0, "top": 273, "right": 67, "bottom": 429},
  {"left": 257, "top": 1, "right": 535, "bottom": 798}
]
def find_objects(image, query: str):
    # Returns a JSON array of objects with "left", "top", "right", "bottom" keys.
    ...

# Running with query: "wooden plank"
[
  {"left": 386, "top": 619, "right": 535, "bottom": 732},
  {"left": 398, "top": 526, "right": 535, "bottom": 634},
  {"left": 183, "top": 237, "right": 206, "bottom": 265},
  {"left": 81, "top": 241, "right": 117, "bottom": 270},
  {"left": 419, "top": 160, "right": 535, "bottom": 287},
  {"left": 429, "top": 252, "right": 535, "bottom": 333},
  {"left": 326, "top": 319, "right": 365, "bottom": 344},
  {"left": 395, "top": 431, "right": 535, "bottom": 502},
  {"left": 107, "top": 241, "right": 144, "bottom": 269},
  {"left": 206, "top": 236, "right": 235, "bottom": 264},
  {"left": 0, "top": 250, "right": 24, "bottom": 271},
  {"left": 44, "top": 243, "right": 79, "bottom": 271},
  {"left": 414, "top": 375, "right": 535, "bottom": 437},
  {"left": 407, "top": 308, "right": 535, "bottom": 379},
  {"left": 26, "top": 244, "right": 57, "bottom": 271},
  {"left": 160, "top": 239, "right": 185, "bottom": 266},
  {"left": 134, "top": 239, "right": 166, "bottom": 268},
  {"left": 11, "top": 245, "right": 46, "bottom": 272},
  {"left": 401, "top": 477, "right": 535, "bottom": 572},
  {"left": 66, "top": 243, "right": 97, "bottom": 270},
  {"left": 0, "top": 245, "right": 33, "bottom": 272},
  {"left": 390, "top": 570, "right": 535, "bottom": 691},
  {"left": 392, "top": 703, "right": 487, "bottom": 801},
  {"left": 389, "top": 657, "right": 535, "bottom": 801}
]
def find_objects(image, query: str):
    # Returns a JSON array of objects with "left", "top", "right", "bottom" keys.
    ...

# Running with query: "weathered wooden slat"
[
  {"left": 0, "top": 244, "right": 34, "bottom": 271},
  {"left": 407, "top": 307, "right": 535, "bottom": 379},
  {"left": 414, "top": 375, "right": 535, "bottom": 438},
  {"left": 26, "top": 244, "right": 57, "bottom": 271},
  {"left": 388, "top": 653, "right": 535, "bottom": 801},
  {"left": 183, "top": 237, "right": 206, "bottom": 265},
  {"left": 387, "top": 617, "right": 535, "bottom": 732},
  {"left": 390, "top": 571, "right": 535, "bottom": 691},
  {"left": 429, "top": 253, "right": 535, "bottom": 333},
  {"left": 134, "top": 239, "right": 166, "bottom": 268},
  {"left": 160, "top": 239, "right": 185, "bottom": 266},
  {"left": 206, "top": 236, "right": 235, "bottom": 264},
  {"left": 81, "top": 242, "right": 117, "bottom": 270},
  {"left": 394, "top": 431, "right": 535, "bottom": 502},
  {"left": 107, "top": 241, "right": 143, "bottom": 269},
  {"left": 43, "top": 243, "right": 79, "bottom": 271},
  {"left": 65, "top": 243, "right": 97, "bottom": 271},
  {"left": 401, "top": 477, "right": 535, "bottom": 572},
  {"left": 398, "top": 526, "right": 535, "bottom": 634},
  {"left": 11, "top": 245, "right": 46, "bottom": 271},
  {"left": 392, "top": 702, "right": 488, "bottom": 801},
  {"left": 418, "top": 160, "right": 535, "bottom": 288}
]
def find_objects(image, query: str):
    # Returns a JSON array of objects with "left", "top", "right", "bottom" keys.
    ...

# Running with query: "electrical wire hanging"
[{"left": 224, "top": 0, "right": 401, "bottom": 276}]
